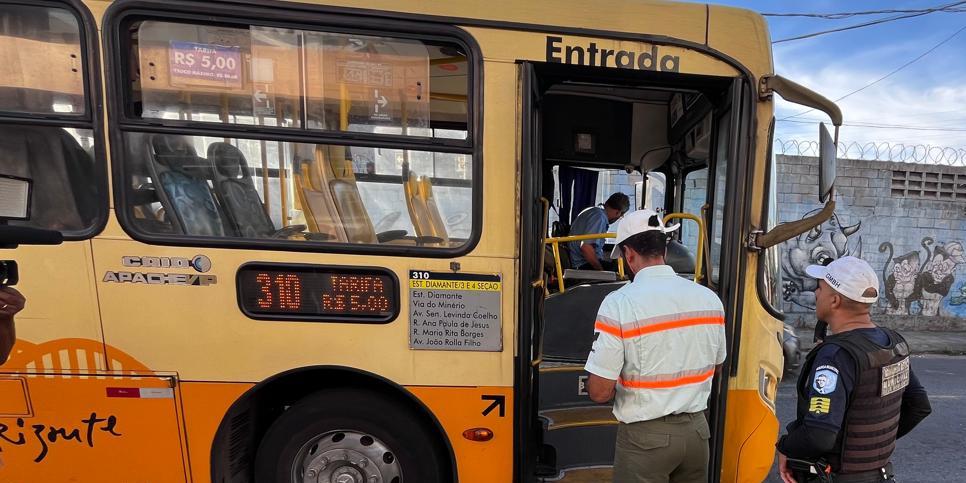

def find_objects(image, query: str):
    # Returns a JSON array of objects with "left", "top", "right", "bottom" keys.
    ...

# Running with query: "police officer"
[{"left": 777, "top": 256, "right": 932, "bottom": 483}]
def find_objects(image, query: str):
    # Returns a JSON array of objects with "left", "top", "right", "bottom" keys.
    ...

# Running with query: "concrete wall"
[{"left": 777, "top": 155, "right": 966, "bottom": 331}]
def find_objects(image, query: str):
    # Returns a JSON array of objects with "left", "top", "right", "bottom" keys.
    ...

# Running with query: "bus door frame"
[
  {"left": 516, "top": 61, "right": 546, "bottom": 483},
  {"left": 707, "top": 77, "right": 754, "bottom": 481}
]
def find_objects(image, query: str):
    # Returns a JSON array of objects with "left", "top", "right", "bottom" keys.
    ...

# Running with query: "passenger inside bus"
[{"left": 565, "top": 192, "right": 629, "bottom": 271}]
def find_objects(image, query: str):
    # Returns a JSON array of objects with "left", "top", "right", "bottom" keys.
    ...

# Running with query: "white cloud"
[{"left": 771, "top": 55, "right": 966, "bottom": 163}]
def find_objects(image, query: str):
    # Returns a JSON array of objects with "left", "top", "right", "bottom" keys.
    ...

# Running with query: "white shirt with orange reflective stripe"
[{"left": 584, "top": 265, "right": 726, "bottom": 424}]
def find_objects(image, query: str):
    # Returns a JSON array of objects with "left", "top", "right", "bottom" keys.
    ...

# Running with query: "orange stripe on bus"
[
  {"left": 594, "top": 321, "right": 622, "bottom": 337},
  {"left": 622, "top": 316, "right": 723, "bottom": 339},
  {"left": 620, "top": 369, "right": 715, "bottom": 389}
]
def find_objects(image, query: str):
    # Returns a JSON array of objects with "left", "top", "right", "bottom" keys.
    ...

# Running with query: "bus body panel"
[
  {"left": 408, "top": 386, "right": 515, "bottom": 482},
  {"left": 179, "top": 383, "right": 514, "bottom": 482},
  {"left": 0, "top": 371, "right": 188, "bottom": 482},
  {"left": 721, "top": 389, "right": 781, "bottom": 483},
  {"left": 7, "top": 243, "right": 105, "bottom": 370},
  {"left": 707, "top": 5, "right": 774, "bottom": 78},
  {"left": 467, "top": 27, "right": 741, "bottom": 77},
  {"left": 91, "top": 233, "right": 518, "bottom": 386},
  {"left": 266, "top": 0, "right": 710, "bottom": 46},
  {"left": 181, "top": 382, "right": 253, "bottom": 483}
]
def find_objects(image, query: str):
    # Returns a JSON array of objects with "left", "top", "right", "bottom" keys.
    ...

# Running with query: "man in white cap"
[
  {"left": 777, "top": 256, "right": 931, "bottom": 483},
  {"left": 584, "top": 208, "right": 726, "bottom": 483}
]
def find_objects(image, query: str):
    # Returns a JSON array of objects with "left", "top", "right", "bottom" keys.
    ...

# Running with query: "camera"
[{"left": 0, "top": 261, "right": 17, "bottom": 287}]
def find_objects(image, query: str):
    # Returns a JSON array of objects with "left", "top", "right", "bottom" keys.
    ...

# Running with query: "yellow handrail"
[
  {"left": 663, "top": 212, "right": 706, "bottom": 284},
  {"left": 544, "top": 232, "right": 623, "bottom": 293},
  {"left": 544, "top": 213, "right": 708, "bottom": 292}
]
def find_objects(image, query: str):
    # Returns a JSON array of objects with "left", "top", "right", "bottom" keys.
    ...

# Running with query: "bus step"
[
  {"left": 538, "top": 363, "right": 606, "bottom": 410},
  {"left": 540, "top": 405, "right": 616, "bottom": 431},
  {"left": 540, "top": 409, "right": 616, "bottom": 470},
  {"left": 540, "top": 466, "right": 613, "bottom": 482}
]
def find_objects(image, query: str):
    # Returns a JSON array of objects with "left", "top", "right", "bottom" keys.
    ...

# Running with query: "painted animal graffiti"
[
  {"left": 950, "top": 282, "right": 966, "bottom": 306},
  {"left": 881, "top": 238, "right": 966, "bottom": 316},
  {"left": 782, "top": 211, "right": 862, "bottom": 311},
  {"left": 880, "top": 239, "right": 929, "bottom": 315}
]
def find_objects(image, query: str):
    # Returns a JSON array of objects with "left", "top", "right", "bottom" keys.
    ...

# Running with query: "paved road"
[{"left": 766, "top": 354, "right": 966, "bottom": 482}]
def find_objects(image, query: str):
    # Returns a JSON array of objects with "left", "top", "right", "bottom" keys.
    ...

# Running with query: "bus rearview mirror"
[{"left": 818, "top": 123, "right": 837, "bottom": 203}]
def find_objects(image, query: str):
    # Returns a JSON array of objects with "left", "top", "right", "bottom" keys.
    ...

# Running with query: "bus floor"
[{"left": 538, "top": 361, "right": 617, "bottom": 482}]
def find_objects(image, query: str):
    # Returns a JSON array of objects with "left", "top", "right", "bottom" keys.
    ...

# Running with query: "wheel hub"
[{"left": 294, "top": 430, "right": 401, "bottom": 483}]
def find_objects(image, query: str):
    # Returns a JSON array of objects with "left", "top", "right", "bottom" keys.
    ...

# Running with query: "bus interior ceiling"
[{"left": 533, "top": 66, "right": 736, "bottom": 481}]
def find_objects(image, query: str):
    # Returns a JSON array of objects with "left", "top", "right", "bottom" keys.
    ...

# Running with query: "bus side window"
[
  {"left": 119, "top": 18, "right": 474, "bottom": 251},
  {"left": 0, "top": 4, "right": 100, "bottom": 235}
]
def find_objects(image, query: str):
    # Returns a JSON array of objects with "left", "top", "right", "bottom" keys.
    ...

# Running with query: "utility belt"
[{"left": 788, "top": 458, "right": 894, "bottom": 483}]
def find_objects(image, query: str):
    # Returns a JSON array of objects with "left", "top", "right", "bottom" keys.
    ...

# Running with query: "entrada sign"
[{"left": 545, "top": 36, "right": 680, "bottom": 73}]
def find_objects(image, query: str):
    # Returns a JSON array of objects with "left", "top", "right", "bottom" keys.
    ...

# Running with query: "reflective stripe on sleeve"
[{"left": 594, "top": 314, "right": 623, "bottom": 337}]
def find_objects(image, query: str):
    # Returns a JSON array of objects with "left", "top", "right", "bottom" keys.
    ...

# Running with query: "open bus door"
[
  {"left": 705, "top": 77, "right": 750, "bottom": 483},
  {"left": 520, "top": 56, "right": 759, "bottom": 481}
]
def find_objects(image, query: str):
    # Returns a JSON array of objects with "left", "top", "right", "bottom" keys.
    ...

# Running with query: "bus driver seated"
[{"left": 566, "top": 192, "right": 629, "bottom": 271}]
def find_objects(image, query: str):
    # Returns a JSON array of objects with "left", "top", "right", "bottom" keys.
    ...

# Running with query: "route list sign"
[{"left": 409, "top": 271, "right": 502, "bottom": 351}]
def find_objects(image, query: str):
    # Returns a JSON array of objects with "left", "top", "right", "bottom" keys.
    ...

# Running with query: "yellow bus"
[{"left": 0, "top": 0, "right": 843, "bottom": 481}]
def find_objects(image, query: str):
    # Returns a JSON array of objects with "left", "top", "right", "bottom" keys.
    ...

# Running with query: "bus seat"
[
  {"left": 543, "top": 281, "right": 625, "bottom": 361},
  {"left": 293, "top": 162, "right": 346, "bottom": 242},
  {"left": 403, "top": 169, "right": 448, "bottom": 246},
  {"left": 563, "top": 269, "right": 618, "bottom": 282},
  {"left": 0, "top": 125, "right": 94, "bottom": 231},
  {"left": 147, "top": 134, "right": 226, "bottom": 237},
  {"left": 206, "top": 142, "right": 306, "bottom": 239},
  {"left": 314, "top": 145, "right": 406, "bottom": 244},
  {"left": 666, "top": 239, "right": 696, "bottom": 275},
  {"left": 329, "top": 178, "right": 379, "bottom": 243}
]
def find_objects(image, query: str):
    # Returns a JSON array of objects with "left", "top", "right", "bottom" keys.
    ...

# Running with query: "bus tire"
[{"left": 253, "top": 387, "right": 449, "bottom": 483}]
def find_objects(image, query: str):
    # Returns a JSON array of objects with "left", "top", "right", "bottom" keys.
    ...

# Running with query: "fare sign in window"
[
  {"left": 237, "top": 264, "right": 398, "bottom": 322},
  {"left": 168, "top": 41, "right": 243, "bottom": 88}
]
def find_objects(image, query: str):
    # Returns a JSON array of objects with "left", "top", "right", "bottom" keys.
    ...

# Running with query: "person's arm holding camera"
[{"left": 0, "top": 287, "right": 25, "bottom": 364}]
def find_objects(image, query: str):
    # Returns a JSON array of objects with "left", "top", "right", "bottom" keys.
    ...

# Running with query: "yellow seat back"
[{"left": 404, "top": 174, "right": 448, "bottom": 245}]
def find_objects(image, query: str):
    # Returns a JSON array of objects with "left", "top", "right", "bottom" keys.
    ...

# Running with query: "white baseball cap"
[
  {"left": 610, "top": 208, "right": 680, "bottom": 258},
  {"left": 805, "top": 256, "right": 880, "bottom": 304}
]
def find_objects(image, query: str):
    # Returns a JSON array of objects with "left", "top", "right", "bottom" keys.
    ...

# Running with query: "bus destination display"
[{"left": 237, "top": 265, "right": 397, "bottom": 322}]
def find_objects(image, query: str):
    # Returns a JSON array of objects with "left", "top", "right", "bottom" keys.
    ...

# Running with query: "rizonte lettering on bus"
[
  {"left": 545, "top": 36, "right": 680, "bottom": 72},
  {"left": 0, "top": 413, "right": 121, "bottom": 463}
]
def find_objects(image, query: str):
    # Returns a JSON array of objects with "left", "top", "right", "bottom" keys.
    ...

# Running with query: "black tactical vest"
[{"left": 798, "top": 327, "right": 910, "bottom": 474}]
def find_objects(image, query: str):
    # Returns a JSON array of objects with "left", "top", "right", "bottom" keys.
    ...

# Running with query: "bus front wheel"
[{"left": 254, "top": 388, "right": 449, "bottom": 483}]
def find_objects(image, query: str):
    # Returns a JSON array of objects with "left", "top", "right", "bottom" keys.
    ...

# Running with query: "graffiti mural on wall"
[
  {"left": 881, "top": 239, "right": 966, "bottom": 316},
  {"left": 946, "top": 281, "right": 966, "bottom": 317},
  {"left": 779, "top": 207, "right": 965, "bottom": 318},
  {"left": 781, "top": 210, "right": 863, "bottom": 311}
]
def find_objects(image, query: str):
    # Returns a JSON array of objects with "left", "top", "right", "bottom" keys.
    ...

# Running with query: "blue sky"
[{"left": 706, "top": 1, "right": 966, "bottom": 154}]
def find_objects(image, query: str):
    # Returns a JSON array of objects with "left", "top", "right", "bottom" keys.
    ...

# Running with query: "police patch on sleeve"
[
  {"left": 809, "top": 397, "right": 831, "bottom": 415},
  {"left": 812, "top": 365, "right": 839, "bottom": 395}
]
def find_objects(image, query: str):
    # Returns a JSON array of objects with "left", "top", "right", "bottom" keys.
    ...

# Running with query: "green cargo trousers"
[{"left": 613, "top": 412, "right": 711, "bottom": 483}]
